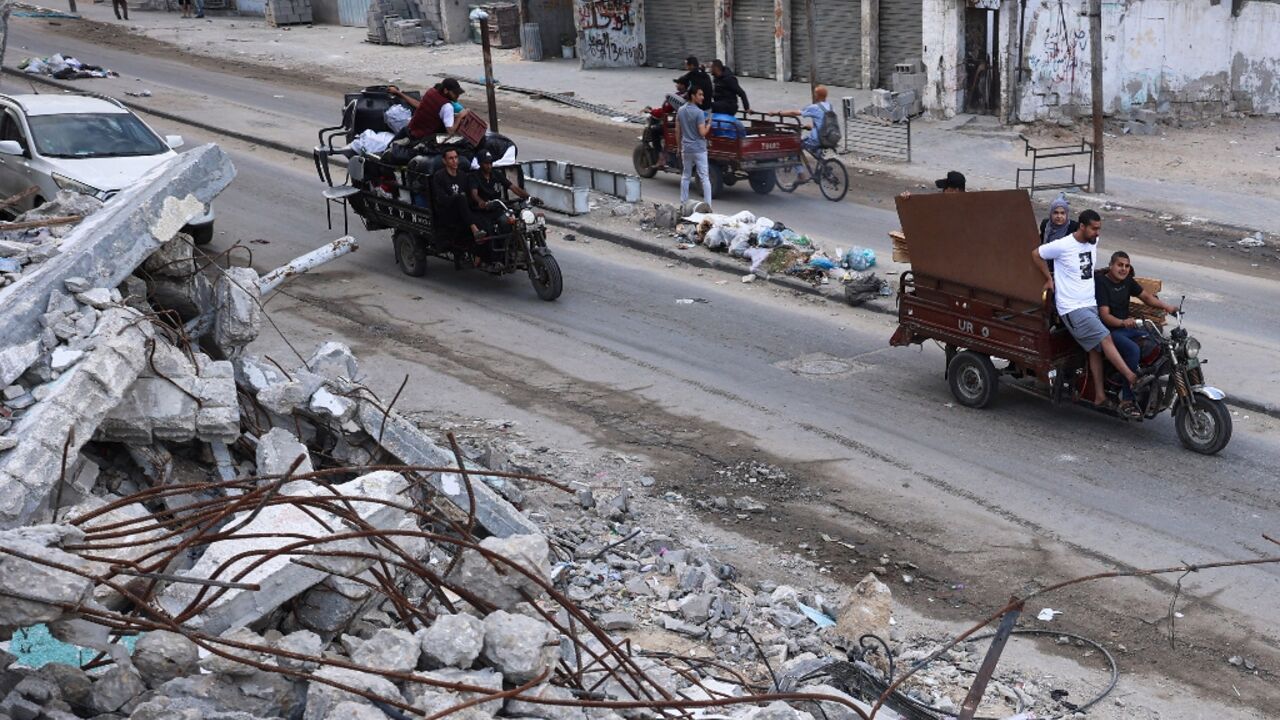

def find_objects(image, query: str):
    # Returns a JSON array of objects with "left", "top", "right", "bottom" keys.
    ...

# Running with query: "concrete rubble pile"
[{"left": 0, "top": 147, "right": 1053, "bottom": 720}]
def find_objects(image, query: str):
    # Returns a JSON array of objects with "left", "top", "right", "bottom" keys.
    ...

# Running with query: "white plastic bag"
[
  {"left": 384, "top": 104, "right": 413, "bottom": 133},
  {"left": 730, "top": 210, "right": 756, "bottom": 225},
  {"left": 349, "top": 129, "right": 395, "bottom": 155}
]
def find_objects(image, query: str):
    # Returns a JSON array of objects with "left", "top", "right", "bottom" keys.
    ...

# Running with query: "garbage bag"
[
  {"left": 710, "top": 114, "right": 746, "bottom": 139},
  {"left": 743, "top": 246, "right": 773, "bottom": 273},
  {"left": 384, "top": 104, "right": 413, "bottom": 133},
  {"left": 729, "top": 228, "right": 755, "bottom": 257},
  {"left": 808, "top": 256, "right": 836, "bottom": 270},
  {"left": 730, "top": 210, "right": 756, "bottom": 225},
  {"left": 843, "top": 246, "right": 877, "bottom": 271},
  {"left": 758, "top": 228, "right": 784, "bottom": 248},
  {"left": 704, "top": 225, "right": 731, "bottom": 250},
  {"left": 350, "top": 129, "right": 395, "bottom": 155}
]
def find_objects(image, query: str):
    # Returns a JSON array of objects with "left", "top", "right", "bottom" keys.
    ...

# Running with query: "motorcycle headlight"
[
  {"left": 52, "top": 173, "right": 106, "bottom": 200},
  {"left": 520, "top": 209, "right": 536, "bottom": 225},
  {"left": 1184, "top": 337, "right": 1200, "bottom": 359}
]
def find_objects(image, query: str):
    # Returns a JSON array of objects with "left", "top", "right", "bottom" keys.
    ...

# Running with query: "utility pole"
[
  {"left": 475, "top": 10, "right": 500, "bottom": 132},
  {"left": 1088, "top": 0, "right": 1105, "bottom": 193},
  {"left": 806, "top": 0, "right": 817, "bottom": 95}
]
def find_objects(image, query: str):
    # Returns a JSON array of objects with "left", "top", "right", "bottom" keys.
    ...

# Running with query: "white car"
[{"left": 0, "top": 93, "right": 215, "bottom": 244}]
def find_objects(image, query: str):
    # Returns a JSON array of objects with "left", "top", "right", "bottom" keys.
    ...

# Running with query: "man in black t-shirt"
[{"left": 1094, "top": 250, "right": 1179, "bottom": 412}]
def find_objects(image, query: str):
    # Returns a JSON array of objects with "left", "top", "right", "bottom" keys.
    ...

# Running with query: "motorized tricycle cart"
[{"left": 888, "top": 190, "right": 1231, "bottom": 454}]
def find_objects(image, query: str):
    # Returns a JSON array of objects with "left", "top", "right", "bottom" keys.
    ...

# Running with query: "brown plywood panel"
[{"left": 895, "top": 189, "right": 1044, "bottom": 305}]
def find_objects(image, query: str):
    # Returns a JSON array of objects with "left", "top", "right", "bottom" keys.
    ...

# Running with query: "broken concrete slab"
[
  {"left": 481, "top": 610, "right": 558, "bottom": 684},
  {"left": 0, "top": 145, "right": 235, "bottom": 353},
  {"left": 141, "top": 233, "right": 197, "bottom": 278},
  {"left": 255, "top": 427, "right": 315, "bottom": 478},
  {"left": 212, "top": 267, "right": 262, "bottom": 359},
  {"left": 350, "top": 627, "right": 419, "bottom": 673},
  {"left": 446, "top": 534, "right": 552, "bottom": 611},
  {"left": 404, "top": 668, "right": 503, "bottom": 720},
  {"left": 0, "top": 525, "right": 94, "bottom": 636},
  {"left": 356, "top": 400, "right": 538, "bottom": 538},
  {"left": 96, "top": 350, "right": 239, "bottom": 445},
  {"left": 505, "top": 683, "right": 588, "bottom": 720},
  {"left": 306, "top": 342, "right": 360, "bottom": 383},
  {"left": 157, "top": 471, "right": 411, "bottom": 636},
  {"left": 0, "top": 339, "right": 40, "bottom": 386},
  {"left": 303, "top": 666, "right": 404, "bottom": 720},
  {"left": 133, "top": 630, "right": 200, "bottom": 688},
  {"left": 0, "top": 309, "right": 153, "bottom": 529},
  {"left": 417, "top": 612, "right": 484, "bottom": 670}
]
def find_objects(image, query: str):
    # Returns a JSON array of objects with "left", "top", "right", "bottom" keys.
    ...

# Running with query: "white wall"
[{"left": 1014, "top": 0, "right": 1280, "bottom": 121}]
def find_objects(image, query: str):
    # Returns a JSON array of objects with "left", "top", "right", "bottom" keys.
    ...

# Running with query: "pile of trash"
[
  {"left": 20, "top": 54, "right": 118, "bottom": 80},
  {"left": 644, "top": 203, "right": 890, "bottom": 306}
]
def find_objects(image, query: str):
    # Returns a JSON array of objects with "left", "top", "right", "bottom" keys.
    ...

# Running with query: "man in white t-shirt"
[{"left": 1034, "top": 209, "right": 1149, "bottom": 407}]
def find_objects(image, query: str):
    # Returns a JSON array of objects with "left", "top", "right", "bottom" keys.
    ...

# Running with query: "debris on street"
[{"left": 19, "top": 53, "right": 118, "bottom": 80}]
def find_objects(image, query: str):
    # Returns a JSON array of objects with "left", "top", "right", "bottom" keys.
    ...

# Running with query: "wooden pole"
[
  {"left": 1089, "top": 0, "right": 1105, "bottom": 193},
  {"left": 805, "top": 0, "right": 817, "bottom": 94},
  {"left": 479, "top": 15, "right": 499, "bottom": 133}
]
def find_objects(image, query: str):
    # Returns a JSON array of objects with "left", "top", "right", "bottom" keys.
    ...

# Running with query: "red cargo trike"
[
  {"left": 633, "top": 109, "right": 847, "bottom": 201},
  {"left": 888, "top": 190, "right": 1231, "bottom": 455}
]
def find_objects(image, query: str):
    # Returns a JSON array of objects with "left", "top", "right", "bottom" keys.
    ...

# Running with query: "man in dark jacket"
[
  {"left": 431, "top": 147, "right": 483, "bottom": 242},
  {"left": 676, "top": 57, "right": 714, "bottom": 111},
  {"left": 709, "top": 59, "right": 749, "bottom": 115}
]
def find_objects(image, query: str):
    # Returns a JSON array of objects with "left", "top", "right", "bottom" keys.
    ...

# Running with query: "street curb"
[
  {"left": 18, "top": 67, "right": 1275, "bottom": 421},
  {"left": 2, "top": 68, "right": 316, "bottom": 163},
  {"left": 544, "top": 216, "right": 898, "bottom": 318}
]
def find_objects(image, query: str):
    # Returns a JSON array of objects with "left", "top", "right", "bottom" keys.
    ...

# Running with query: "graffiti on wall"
[
  {"left": 575, "top": 0, "right": 645, "bottom": 68},
  {"left": 1025, "top": 2, "right": 1090, "bottom": 101}
]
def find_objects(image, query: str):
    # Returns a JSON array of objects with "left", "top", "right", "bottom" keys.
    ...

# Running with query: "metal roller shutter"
[
  {"left": 791, "top": 0, "right": 861, "bottom": 87},
  {"left": 732, "top": 0, "right": 777, "bottom": 79},
  {"left": 644, "top": 0, "right": 717, "bottom": 70},
  {"left": 878, "top": 0, "right": 922, "bottom": 88}
]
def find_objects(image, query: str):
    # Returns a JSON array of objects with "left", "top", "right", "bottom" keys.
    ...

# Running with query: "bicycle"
[{"left": 775, "top": 145, "right": 849, "bottom": 202}]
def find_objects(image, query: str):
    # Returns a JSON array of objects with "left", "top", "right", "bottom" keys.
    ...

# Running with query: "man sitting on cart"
[
  {"left": 1033, "top": 210, "right": 1152, "bottom": 409},
  {"left": 432, "top": 147, "right": 485, "bottom": 244},
  {"left": 1095, "top": 251, "right": 1179, "bottom": 416}
]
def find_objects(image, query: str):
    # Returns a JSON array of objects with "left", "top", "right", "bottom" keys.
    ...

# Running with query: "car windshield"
[{"left": 26, "top": 112, "right": 168, "bottom": 158}]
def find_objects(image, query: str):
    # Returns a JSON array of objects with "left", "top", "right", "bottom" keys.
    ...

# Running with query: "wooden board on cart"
[
  {"left": 895, "top": 190, "right": 1043, "bottom": 305},
  {"left": 1129, "top": 276, "right": 1166, "bottom": 325}
]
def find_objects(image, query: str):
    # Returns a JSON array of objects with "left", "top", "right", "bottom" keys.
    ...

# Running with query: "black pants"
[{"left": 114, "top": 0, "right": 128, "bottom": 19}]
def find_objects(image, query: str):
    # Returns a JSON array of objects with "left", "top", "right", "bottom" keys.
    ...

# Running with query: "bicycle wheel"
[
  {"left": 776, "top": 162, "right": 803, "bottom": 193},
  {"left": 818, "top": 157, "right": 849, "bottom": 202}
]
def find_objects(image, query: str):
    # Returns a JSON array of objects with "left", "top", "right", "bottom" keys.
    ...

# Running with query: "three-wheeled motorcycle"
[
  {"left": 889, "top": 190, "right": 1231, "bottom": 455},
  {"left": 314, "top": 86, "right": 562, "bottom": 301}
]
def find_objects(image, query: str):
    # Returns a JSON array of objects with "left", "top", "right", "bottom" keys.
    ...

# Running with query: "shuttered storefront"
[
  {"left": 731, "top": 0, "right": 777, "bottom": 79},
  {"left": 878, "top": 0, "right": 923, "bottom": 87},
  {"left": 791, "top": 0, "right": 861, "bottom": 87},
  {"left": 644, "top": 0, "right": 717, "bottom": 70}
]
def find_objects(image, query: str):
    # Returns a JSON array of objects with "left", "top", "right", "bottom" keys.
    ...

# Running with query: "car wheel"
[{"left": 186, "top": 223, "right": 215, "bottom": 246}]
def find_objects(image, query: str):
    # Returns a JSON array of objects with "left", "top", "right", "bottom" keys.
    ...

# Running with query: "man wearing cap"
[
  {"left": 388, "top": 79, "right": 466, "bottom": 141},
  {"left": 469, "top": 151, "right": 537, "bottom": 230},
  {"left": 676, "top": 57, "right": 713, "bottom": 111},
  {"left": 899, "top": 170, "right": 966, "bottom": 199}
]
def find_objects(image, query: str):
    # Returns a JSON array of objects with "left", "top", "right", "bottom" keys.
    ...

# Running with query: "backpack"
[{"left": 818, "top": 104, "right": 841, "bottom": 149}]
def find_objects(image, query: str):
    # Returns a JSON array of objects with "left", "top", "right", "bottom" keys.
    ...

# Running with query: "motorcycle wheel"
[
  {"left": 528, "top": 249, "right": 563, "bottom": 301},
  {"left": 748, "top": 169, "right": 776, "bottom": 194},
  {"left": 947, "top": 350, "right": 999, "bottom": 408},
  {"left": 395, "top": 230, "right": 428, "bottom": 277},
  {"left": 633, "top": 144, "right": 658, "bottom": 179},
  {"left": 818, "top": 158, "right": 850, "bottom": 202},
  {"left": 1174, "top": 396, "right": 1232, "bottom": 455}
]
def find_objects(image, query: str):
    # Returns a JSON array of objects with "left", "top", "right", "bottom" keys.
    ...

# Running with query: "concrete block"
[
  {"left": 256, "top": 426, "right": 314, "bottom": 477},
  {"left": 481, "top": 610, "right": 557, "bottom": 684},
  {"left": 417, "top": 612, "right": 484, "bottom": 670},
  {"left": 0, "top": 340, "right": 40, "bottom": 386},
  {"left": 141, "top": 233, "right": 197, "bottom": 278},
  {"left": 0, "top": 524, "right": 94, "bottom": 633},
  {"left": 306, "top": 341, "right": 360, "bottom": 382}
]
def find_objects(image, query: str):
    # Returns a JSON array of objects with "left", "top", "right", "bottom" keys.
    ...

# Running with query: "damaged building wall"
[{"left": 1013, "top": 0, "right": 1280, "bottom": 122}]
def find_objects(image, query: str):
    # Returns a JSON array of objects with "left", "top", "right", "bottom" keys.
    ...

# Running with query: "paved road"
[
  {"left": 8, "top": 19, "right": 1279, "bottom": 412},
  {"left": 9, "top": 21, "right": 1280, "bottom": 711}
]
